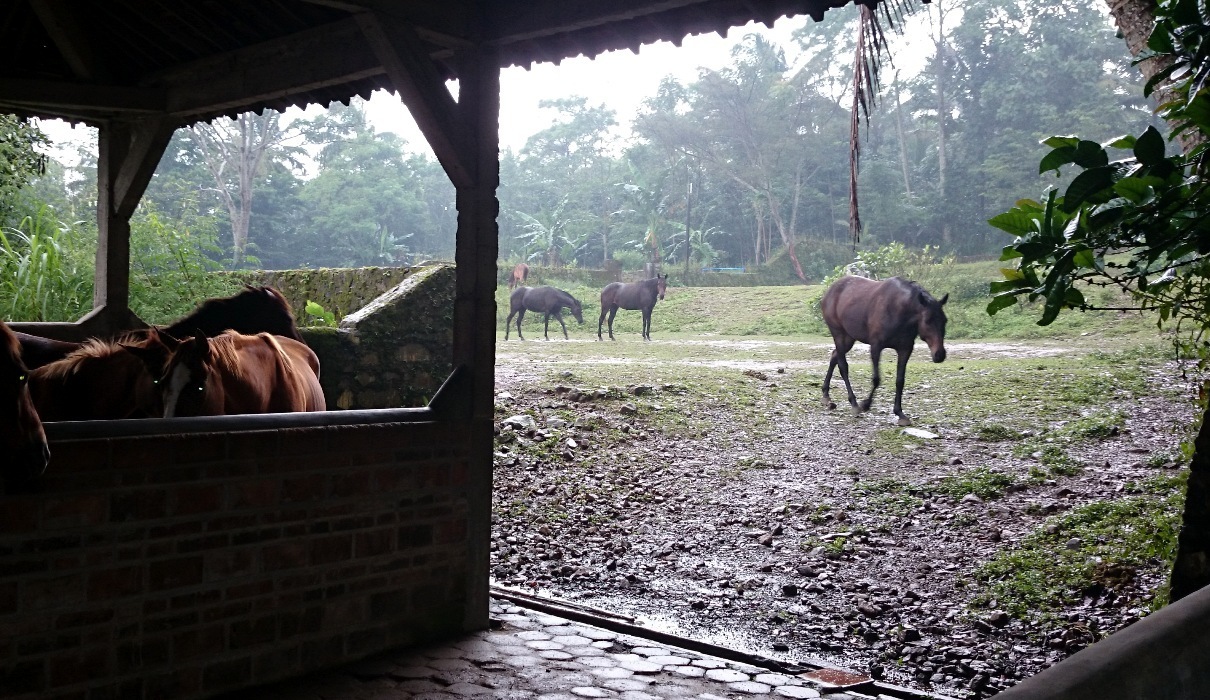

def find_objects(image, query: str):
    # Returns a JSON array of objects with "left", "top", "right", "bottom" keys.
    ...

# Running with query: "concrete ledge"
[{"left": 993, "top": 584, "right": 1210, "bottom": 699}]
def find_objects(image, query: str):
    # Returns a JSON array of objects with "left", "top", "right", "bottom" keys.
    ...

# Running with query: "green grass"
[
  {"left": 932, "top": 467, "right": 1016, "bottom": 500},
  {"left": 502, "top": 259, "right": 1164, "bottom": 341},
  {"left": 970, "top": 472, "right": 1186, "bottom": 621}
]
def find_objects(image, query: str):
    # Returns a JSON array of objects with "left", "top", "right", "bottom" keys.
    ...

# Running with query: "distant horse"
[
  {"left": 507, "top": 263, "right": 530, "bottom": 290},
  {"left": 148, "top": 331, "right": 325, "bottom": 417},
  {"left": 504, "top": 286, "right": 584, "bottom": 340},
  {"left": 14, "top": 284, "right": 302, "bottom": 369},
  {"left": 30, "top": 329, "right": 177, "bottom": 421},
  {"left": 820, "top": 275, "right": 948, "bottom": 427},
  {"left": 1, "top": 321, "right": 49, "bottom": 488},
  {"left": 598, "top": 274, "right": 668, "bottom": 341}
]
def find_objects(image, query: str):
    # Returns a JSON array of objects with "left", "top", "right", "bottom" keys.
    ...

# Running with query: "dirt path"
[{"left": 490, "top": 336, "right": 1194, "bottom": 698}]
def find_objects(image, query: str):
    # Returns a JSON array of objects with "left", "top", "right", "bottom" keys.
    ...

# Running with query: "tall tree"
[{"left": 189, "top": 111, "right": 292, "bottom": 266}]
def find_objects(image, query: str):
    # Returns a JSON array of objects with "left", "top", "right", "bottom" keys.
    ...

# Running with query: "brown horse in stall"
[
  {"left": 30, "top": 329, "right": 177, "bottom": 421},
  {"left": 597, "top": 274, "right": 668, "bottom": 341},
  {"left": 148, "top": 331, "right": 325, "bottom": 417},
  {"left": 1, "top": 321, "right": 49, "bottom": 488},
  {"left": 14, "top": 284, "right": 302, "bottom": 369},
  {"left": 507, "top": 263, "right": 530, "bottom": 290},
  {"left": 820, "top": 275, "right": 948, "bottom": 427}
]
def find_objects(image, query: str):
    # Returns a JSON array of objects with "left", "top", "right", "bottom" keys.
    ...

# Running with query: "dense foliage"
[{"left": 987, "top": 0, "right": 1210, "bottom": 348}]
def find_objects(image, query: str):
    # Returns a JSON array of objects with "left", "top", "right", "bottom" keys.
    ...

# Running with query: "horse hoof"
[
  {"left": 825, "top": 401, "right": 836, "bottom": 410},
  {"left": 897, "top": 416, "right": 912, "bottom": 427}
]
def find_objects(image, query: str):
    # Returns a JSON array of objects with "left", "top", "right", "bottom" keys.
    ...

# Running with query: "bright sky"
[{"left": 37, "top": 10, "right": 934, "bottom": 160}]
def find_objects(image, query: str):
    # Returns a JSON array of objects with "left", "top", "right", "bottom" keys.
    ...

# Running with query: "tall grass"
[{"left": 0, "top": 205, "right": 92, "bottom": 321}]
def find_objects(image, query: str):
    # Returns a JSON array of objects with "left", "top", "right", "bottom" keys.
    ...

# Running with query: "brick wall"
[{"left": 0, "top": 417, "right": 478, "bottom": 699}]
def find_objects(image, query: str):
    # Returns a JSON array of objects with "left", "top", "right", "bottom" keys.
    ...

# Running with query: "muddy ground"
[{"left": 489, "top": 335, "right": 1196, "bottom": 698}]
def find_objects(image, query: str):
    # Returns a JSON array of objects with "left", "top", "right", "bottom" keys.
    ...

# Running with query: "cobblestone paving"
[{"left": 246, "top": 598, "right": 945, "bottom": 700}]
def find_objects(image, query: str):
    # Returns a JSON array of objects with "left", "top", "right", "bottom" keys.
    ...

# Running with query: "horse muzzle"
[
  {"left": 5, "top": 442, "right": 50, "bottom": 491},
  {"left": 932, "top": 348, "right": 947, "bottom": 363}
]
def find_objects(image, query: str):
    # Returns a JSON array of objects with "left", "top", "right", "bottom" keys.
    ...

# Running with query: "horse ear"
[{"left": 940, "top": 293, "right": 949, "bottom": 306}]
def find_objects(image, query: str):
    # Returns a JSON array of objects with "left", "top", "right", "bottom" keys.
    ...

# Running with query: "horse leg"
[
  {"left": 607, "top": 307, "right": 619, "bottom": 340},
  {"left": 554, "top": 310, "right": 569, "bottom": 340},
  {"left": 822, "top": 349, "right": 841, "bottom": 410},
  {"left": 516, "top": 309, "right": 527, "bottom": 341},
  {"left": 505, "top": 310, "right": 516, "bottom": 340},
  {"left": 893, "top": 347, "right": 913, "bottom": 426},
  {"left": 597, "top": 306, "right": 608, "bottom": 340},
  {"left": 859, "top": 346, "right": 883, "bottom": 413},
  {"left": 543, "top": 312, "right": 552, "bottom": 340},
  {"left": 641, "top": 307, "right": 652, "bottom": 341}
]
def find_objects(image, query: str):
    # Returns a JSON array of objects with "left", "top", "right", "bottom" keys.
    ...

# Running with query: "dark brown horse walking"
[
  {"left": 505, "top": 286, "right": 584, "bottom": 340},
  {"left": 820, "top": 275, "right": 948, "bottom": 426},
  {"left": 507, "top": 263, "right": 530, "bottom": 290},
  {"left": 1, "top": 321, "right": 49, "bottom": 488},
  {"left": 598, "top": 274, "right": 668, "bottom": 341}
]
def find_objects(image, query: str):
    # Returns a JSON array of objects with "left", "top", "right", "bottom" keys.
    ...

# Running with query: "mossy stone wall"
[
  {"left": 232, "top": 264, "right": 453, "bottom": 410},
  {"left": 229, "top": 267, "right": 414, "bottom": 322},
  {"left": 299, "top": 264, "right": 454, "bottom": 409}
]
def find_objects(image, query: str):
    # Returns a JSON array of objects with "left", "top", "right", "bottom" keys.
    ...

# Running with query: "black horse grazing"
[
  {"left": 505, "top": 286, "right": 584, "bottom": 340},
  {"left": 598, "top": 274, "right": 668, "bottom": 341},
  {"left": 820, "top": 275, "right": 948, "bottom": 427}
]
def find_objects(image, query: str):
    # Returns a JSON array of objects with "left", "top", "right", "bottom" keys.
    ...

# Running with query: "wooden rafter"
[
  {"left": 356, "top": 11, "right": 474, "bottom": 189},
  {"left": 28, "top": 0, "right": 109, "bottom": 81}
]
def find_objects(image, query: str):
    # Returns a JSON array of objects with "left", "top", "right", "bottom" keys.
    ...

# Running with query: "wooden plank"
[
  {"left": 0, "top": 78, "right": 164, "bottom": 115},
  {"left": 356, "top": 11, "right": 473, "bottom": 189},
  {"left": 153, "top": 17, "right": 384, "bottom": 119},
  {"left": 484, "top": 0, "right": 712, "bottom": 43}
]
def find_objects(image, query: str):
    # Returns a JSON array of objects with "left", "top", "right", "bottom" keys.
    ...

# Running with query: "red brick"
[
  {"left": 435, "top": 518, "right": 468, "bottom": 545},
  {"left": 205, "top": 549, "right": 254, "bottom": 579},
  {"left": 355, "top": 529, "right": 395, "bottom": 558},
  {"left": 173, "top": 627, "right": 224, "bottom": 660},
  {"left": 276, "top": 428, "right": 330, "bottom": 457},
  {"left": 109, "top": 434, "right": 180, "bottom": 470},
  {"left": 22, "top": 574, "right": 85, "bottom": 610},
  {"left": 148, "top": 556, "right": 203, "bottom": 592},
  {"left": 226, "top": 432, "right": 280, "bottom": 462},
  {"left": 202, "top": 601, "right": 252, "bottom": 623},
  {"left": 310, "top": 534, "right": 353, "bottom": 565},
  {"left": 225, "top": 580, "right": 273, "bottom": 601},
  {"left": 0, "top": 498, "right": 39, "bottom": 533},
  {"left": 229, "top": 615, "right": 276, "bottom": 648},
  {"left": 49, "top": 648, "right": 109, "bottom": 688},
  {"left": 331, "top": 470, "right": 373, "bottom": 498},
  {"left": 171, "top": 434, "right": 227, "bottom": 464},
  {"left": 232, "top": 478, "right": 280, "bottom": 509},
  {"left": 42, "top": 494, "right": 107, "bottom": 529},
  {"left": 280, "top": 474, "right": 327, "bottom": 503},
  {"left": 172, "top": 483, "right": 225, "bottom": 516},
  {"left": 109, "top": 489, "right": 168, "bottom": 522},
  {"left": 202, "top": 657, "right": 251, "bottom": 693},
  {"left": 54, "top": 608, "right": 114, "bottom": 629},
  {"left": 262, "top": 541, "right": 308, "bottom": 571}
]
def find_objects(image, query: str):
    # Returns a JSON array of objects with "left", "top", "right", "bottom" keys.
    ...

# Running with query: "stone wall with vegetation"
[
  {"left": 500, "top": 264, "right": 772, "bottom": 289},
  {"left": 229, "top": 267, "right": 413, "bottom": 323},
  {"left": 300, "top": 264, "right": 454, "bottom": 410}
]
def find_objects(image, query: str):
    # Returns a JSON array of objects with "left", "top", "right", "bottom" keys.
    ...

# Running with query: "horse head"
[
  {"left": 918, "top": 290, "right": 949, "bottom": 363},
  {"left": 0, "top": 322, "right": 49, "bottom": 488},
  {"left": 569, "top": 296, "right": 584, "bottom": 324},
  {"left": 157, "top": 334, "right": 223, "bottom": 418},
  {"left": 656, "top": 273, "right": 668, "bottom": 300}
]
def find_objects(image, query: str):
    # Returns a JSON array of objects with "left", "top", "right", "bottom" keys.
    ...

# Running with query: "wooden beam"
[
  {"left": 28, "top": 0, "right": 110, "bottom": 81},
  {"left": 0, "top": 78, "right": 164, "bottom": 115},
  {"left": 356, "top": 11, "right": 473, "bottom": 189},
  {"left": 111, "top": 117, "right": 178, "bottom": 219},
  {"left": 153, "top": 17, "right": 384, "bottom": 119},
  {"left": 484, "top": 0, "right": 713, "bottom": 44}
]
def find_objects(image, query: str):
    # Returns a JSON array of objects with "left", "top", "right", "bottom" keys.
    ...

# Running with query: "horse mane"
[
  {"left": 0, "top": 323, "right": 19, "bottom": 362},
  {"left": 35, "top": 337, "right": 129, "bottom": 381}
]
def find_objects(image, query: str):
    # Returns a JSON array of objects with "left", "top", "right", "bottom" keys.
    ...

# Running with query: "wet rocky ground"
[{"left": 489, "top": 337, "right": 1197, "bottom": 699}]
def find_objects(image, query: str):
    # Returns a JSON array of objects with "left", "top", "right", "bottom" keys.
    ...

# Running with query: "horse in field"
[
  {"left": 14, "top": 284, "right": 302, "bottom": 369},
  {"left": 147, "top": 331, "right": 325, "bottom": 417},
  {"left": 598, "top": 274, "right": 668, "bottom": 341},
  {"left": 507, "top": 262, "right": 530, "bottom": 291},
  {"left": 504, "top": 286, "right": 584, "bottom": 340},
  {"left": 30, "top": 329, "right": 177, "bottom": 421},
  {"left": 820, "top": 275, "right": 948, "bottom": 427},
  {"left": 1, "top": 321, "right": 49, "bottom": 488}
]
